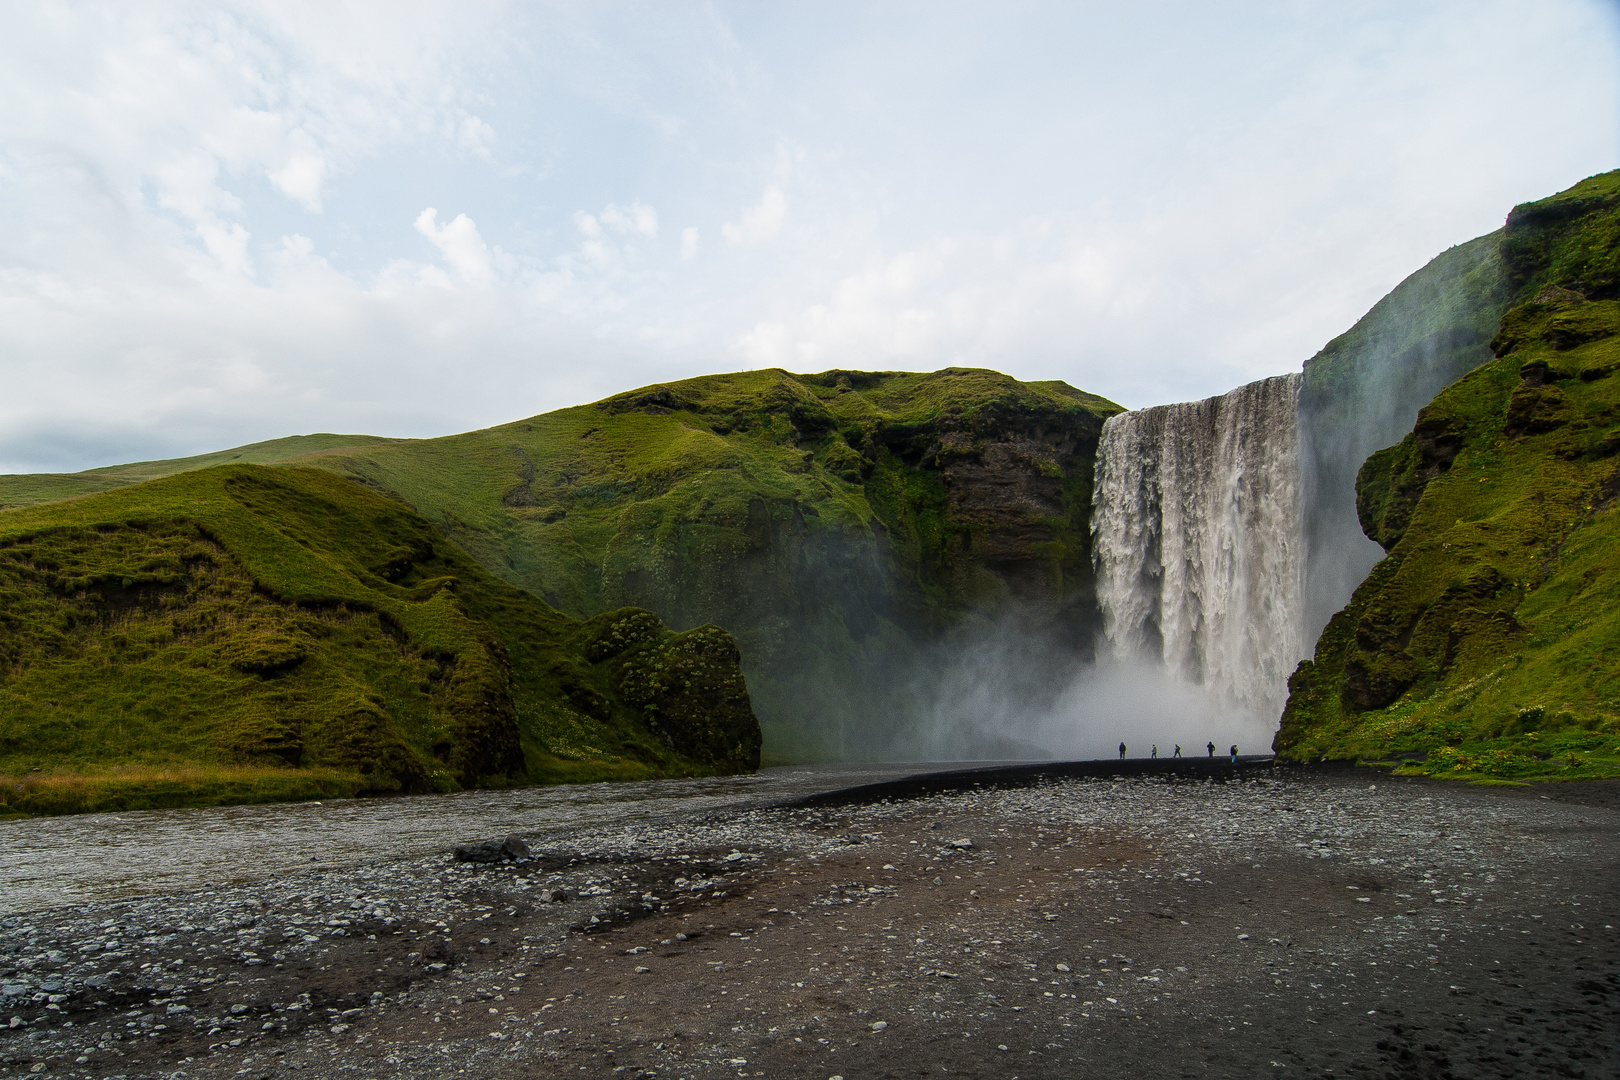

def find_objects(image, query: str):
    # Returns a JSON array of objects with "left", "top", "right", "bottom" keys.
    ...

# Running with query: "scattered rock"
[{"left": 452, "top": 834, "right": 534, "bottom": 863}]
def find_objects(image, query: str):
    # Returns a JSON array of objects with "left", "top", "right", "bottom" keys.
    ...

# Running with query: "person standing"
[
  {"left": 1229, "top": 744, "right": 1238, "bottom": 763},
  {"left": 1206, "top": 741, "right": 1215, "bottom": 758},
  {"left": 1118, "top": 741, "right": 1127, "bottom": 760},
  {"left": 1151, "top": 745, "right": 1158, "bottom": 759}
]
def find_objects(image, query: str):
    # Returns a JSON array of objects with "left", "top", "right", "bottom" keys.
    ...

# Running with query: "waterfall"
[{"left": 1091, "top": 373, "right": 1305, "bottom": 722}]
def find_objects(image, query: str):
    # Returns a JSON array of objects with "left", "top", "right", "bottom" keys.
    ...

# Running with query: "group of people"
[{"left": 1117, "top": 741, "right": 1238, "bottom": 763}]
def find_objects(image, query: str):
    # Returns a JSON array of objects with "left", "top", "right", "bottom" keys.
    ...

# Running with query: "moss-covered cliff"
[
  {"left": 310, "top": 368, "right": 1122, "bottom": 759},
  {"left": 1276, "top": 171, "right": 1620, "bottom": 782},
  {"left": 0, "top": 465, "right": 759, "bottom": 815}
]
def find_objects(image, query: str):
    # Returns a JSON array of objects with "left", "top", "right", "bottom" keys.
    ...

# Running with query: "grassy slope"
[
  {"left": 0, "top": 369, "right": 1118, "bottom": 763},
  {"left": 0, "top": 434, "right": 402, "bottom": 509},
  {"left": 0, "top": 466, "right": 759, "bottom": 816},
  {"left": 1276, "top": 170, "right": 1620, "bottom": 782},
  {"left": 301, "top": 368, "right": 1121, "bottom": 759}
]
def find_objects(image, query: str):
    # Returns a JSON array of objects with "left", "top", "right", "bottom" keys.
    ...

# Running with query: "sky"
[{"left": 1, "top": 1, "right": 1616, "bottom": 474}]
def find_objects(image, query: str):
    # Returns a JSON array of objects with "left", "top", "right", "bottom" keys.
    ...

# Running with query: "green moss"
[
  {"left": 1277, "top": 174, "right": 1620, "bottom": 780},
  {"left": 0, "top": 465, "right": 760, "bottom": 814},
  {"left": 0, "top": 765, "right": 367, "bottom": 817}
]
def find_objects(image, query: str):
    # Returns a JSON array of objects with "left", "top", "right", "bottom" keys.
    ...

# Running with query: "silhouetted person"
[
  {"left": 1207, "top": 741, "right": 1215, "bottom": 758},
  {"left": 1172, "top": 744, "right": 1182, "bottom": 758},
  {"left": 1118, "top": 741, "right": 1126, "bottom": 760},
  {"left": 1229, "top": 744, "right": 1238, "bottom": 763},
  {"left": 1151, "top": 745, "right": 1158, "bottom": 759}
]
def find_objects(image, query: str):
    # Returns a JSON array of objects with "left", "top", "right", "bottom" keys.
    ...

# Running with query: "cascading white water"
[{"left": 1092, "top": 373, "right": 1305, "bottom": 722}]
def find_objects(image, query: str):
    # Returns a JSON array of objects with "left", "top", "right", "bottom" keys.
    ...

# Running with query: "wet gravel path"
[{"left": 0, "top": 768, "right": 1614, "bottom": 1079}]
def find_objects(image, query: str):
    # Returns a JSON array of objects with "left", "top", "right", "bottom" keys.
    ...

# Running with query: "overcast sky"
[{"left": 1, "top": 1, "right": 1616, "bottom": 473}]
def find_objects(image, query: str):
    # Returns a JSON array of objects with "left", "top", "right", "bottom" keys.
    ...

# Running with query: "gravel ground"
[
  {"left": 0, "top": 767, "right": 1614, "bottom": 1079},
  {"left": 0, "top": 764, "right": 942, "bottom": 914}
]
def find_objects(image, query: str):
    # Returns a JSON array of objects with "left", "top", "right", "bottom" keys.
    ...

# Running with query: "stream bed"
[{"left": 0, "top": 762, "right": 953, "bottom": 914}]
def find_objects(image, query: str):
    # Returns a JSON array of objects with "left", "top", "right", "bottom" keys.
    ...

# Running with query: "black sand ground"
[{"left": 1, "top": 767, "right": 1615, "bottom": 1079}]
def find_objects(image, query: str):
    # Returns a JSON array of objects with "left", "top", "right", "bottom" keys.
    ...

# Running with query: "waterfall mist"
[
  {"left": 1298, "top": 233, "right": 1507, "bottom": 640},
  {"left": 890, "top": 621, "right": 1282, "bottom": 762}
]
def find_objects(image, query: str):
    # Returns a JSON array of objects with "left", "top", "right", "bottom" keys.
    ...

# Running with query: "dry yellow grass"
[{"left": 0, "top": 763, "right": 365, "bottom": 817}]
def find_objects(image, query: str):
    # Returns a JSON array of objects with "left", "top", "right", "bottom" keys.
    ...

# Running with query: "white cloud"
[
  {"left": 569, "top": 202, "right": 659, "bottom": 266},
  {"left": 600, "top": 201, "right": 658, "bottom": 238},
  {"left": 413, "top": 209, "right": 494, "bottom": 287},
  {"left": 680, "top": 226, "right": 699, "bottom": 260},
  {"left": 573, "top": 212, "right": 603, "bottom": 240},
  {"left": 456, "top": 114, "right": 497, "bottom": 158},
  {"left": 269, "top": 131, "right": 328, "bottom": 211},
  {"left": 722, "top": 186, "right": 786, "bottom": 245}
]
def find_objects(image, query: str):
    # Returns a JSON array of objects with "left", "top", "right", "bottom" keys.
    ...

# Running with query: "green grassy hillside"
[
  {"left": 0, "top": 433, "right": 401, "bottom": 509},
  {"left": 1276, "top": 171, "right": 1620, "bottom": 782},
  {"left": 299, "top": 368, "right": 1121, "bottom": 759},
  {"left": 0, "top": 465, "right": 759, "bottom": 816},
  {"left": 0, "top": 369, "right": 1119, "bottom": 762}
]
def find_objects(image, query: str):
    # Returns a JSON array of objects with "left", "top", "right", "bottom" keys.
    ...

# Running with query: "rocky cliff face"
[
  {"left": 312, "top": 368, "right": 1122, "bottom": 759},
  {"left": 1297, "top": 233, "right": 1512, "bottom": 643},
  {"left": 1275, "top": 170, "right": 1620, "bottom": 783}
]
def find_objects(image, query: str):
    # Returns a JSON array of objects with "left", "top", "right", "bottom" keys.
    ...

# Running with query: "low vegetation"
[{"left": 0, "top": 433, "right": 398, "bottom": 509}]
